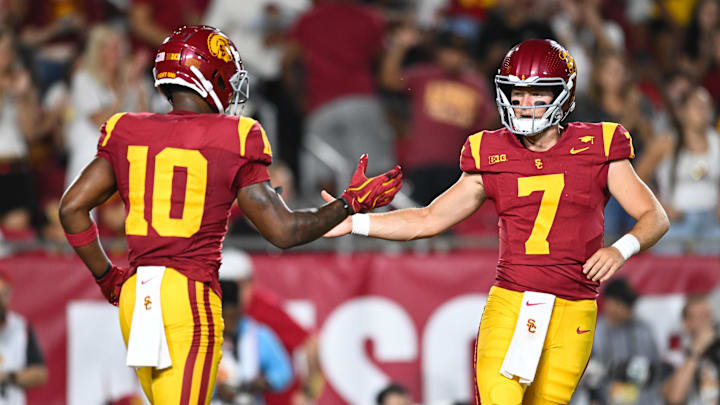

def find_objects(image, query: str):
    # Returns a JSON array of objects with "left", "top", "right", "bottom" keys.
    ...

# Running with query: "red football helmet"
[
  {"left": 495, "top": 39, "right": 577, "bottom": 135},
  {"left": 154, "top": 25, "right": 248, "bottom": 115}
]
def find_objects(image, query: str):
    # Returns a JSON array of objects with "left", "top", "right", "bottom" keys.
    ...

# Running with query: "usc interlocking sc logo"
[
  {"left": 527, "top": 318, "right": 537, "bottom": 333},
  {"left": 207, "top": 33, "right": 233, "bottom": 62},
  {"left": 144, "top": 295, "right": 152, "bottom": 311}
]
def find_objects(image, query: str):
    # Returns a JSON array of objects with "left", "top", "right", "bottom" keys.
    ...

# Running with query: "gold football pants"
[
  {"left": 119, "top": 267, "right": 223, "bottom": 405},
  {"left": 475, "top": 286, "right": 596, "bottom": 404}
]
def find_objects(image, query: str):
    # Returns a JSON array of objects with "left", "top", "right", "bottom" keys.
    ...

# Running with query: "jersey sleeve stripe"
[
  {"left": 469, "top": 131, "right": 484, "bottom": 170},
  {"left": 601, "top": 122, "right": 619, "bottom": 158},
  {"left": 237, "top": 116, "right": 257, "bottom": 156},
  {"left": 101, "top": 112, "right": 127, "bottom": 147},
  {"left": 259, "top": 125, "right": 273, "bottom": 157},
  {"left": 624, "top": 131, "right": 635, "bottom": 159}
]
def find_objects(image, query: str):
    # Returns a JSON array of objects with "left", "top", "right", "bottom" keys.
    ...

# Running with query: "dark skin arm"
[
  {"left": 62, "top": 154, "right": 349, "bottom": 263},
  {"left": 58, "top": 157, "right": 118, "bottom": 277},
  {"left": 236, "top": 181, "right": 349, "bottom": 249}
]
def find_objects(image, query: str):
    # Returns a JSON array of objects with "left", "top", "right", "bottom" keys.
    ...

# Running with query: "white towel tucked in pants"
[
  {"left": 126, "top": 266, "right": 172, "bottom": 369},
  {"left": 500, "top": 291, "right": 556, "bottom": 385}
]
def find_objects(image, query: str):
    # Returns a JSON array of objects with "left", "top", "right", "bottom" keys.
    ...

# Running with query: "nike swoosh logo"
[
  {"left": 576, "top": 327, "right": 591, "bottom": 334},
  {"left": 526, "top": 302, "right": 544, "bottom": 306},
  {"left": 570, "top": 146, "right": 590, "bottom": 154},
  {"left": 357, "top": 190, "right": 372, "bottom": 203},
  {"left": 141, "top": 277, "right": 157, "bottom": 285}
]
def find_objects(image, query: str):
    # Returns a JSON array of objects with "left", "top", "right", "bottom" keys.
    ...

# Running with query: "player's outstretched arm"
[
  {"left": 237, "top": 155, "right": 402, "bottom": 249},
  {"left": 323, "top": 172, "right": 487, "bottom": 241},
  {"left": 583, "top": 159, "right": 670, "bottom": 282}
]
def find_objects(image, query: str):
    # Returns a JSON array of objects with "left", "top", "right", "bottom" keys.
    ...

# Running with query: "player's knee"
[{"left": 487, "top": 381, "right": 524, "bottom": 405}]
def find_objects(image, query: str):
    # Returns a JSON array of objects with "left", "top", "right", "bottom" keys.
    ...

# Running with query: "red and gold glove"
[
  {"left": 341, "top": 154, "right": 403, "bottom": 213},
  {"left": 94, "top": 264, "right": 130, "bottom": 306}
]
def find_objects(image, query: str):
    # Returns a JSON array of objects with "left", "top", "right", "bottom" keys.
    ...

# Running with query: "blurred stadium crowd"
[
  {"left": 0, "top": 0, "right": 719, "bottom": 405},
  {"left": 0, "top": 0, "right": 718, "bottom": 253}
]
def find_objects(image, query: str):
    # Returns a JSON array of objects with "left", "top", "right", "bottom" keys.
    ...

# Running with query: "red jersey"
[
  {"left": 460, "top": 122, "right": 634, "bottom": 300},
  {"left": 398, "top": 64, "right": 494, "bottom": 169},
  {"left": 96, "top": 111, "right": 272, "bottom": 296},
  {"left": 290, "top": 3, "right": 385, "bottom": 112}
]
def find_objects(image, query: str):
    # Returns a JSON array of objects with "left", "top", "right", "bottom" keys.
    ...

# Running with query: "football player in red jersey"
[
  {"left": 57, "top": 25, "right": 402, "bottom": 405},
  {"left": 323, "top": 39, "right": 669, "bottom": 404}
]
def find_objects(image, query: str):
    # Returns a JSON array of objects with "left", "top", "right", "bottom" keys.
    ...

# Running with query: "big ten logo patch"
[
  {"left": 144, "top": 296, "right": 152, "bottom": 311},
  {"left": 527, "top": 318, "right": 537, "bottom": 333},
  {"left": 207, "top": 33, "right": 234, "bottom": 62},
  {"left": 488, "top": 154, "right": 507, "bottom": 165}
]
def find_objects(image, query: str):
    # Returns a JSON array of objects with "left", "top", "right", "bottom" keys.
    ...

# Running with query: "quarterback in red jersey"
[
  {"left": 58, "top": 25, "right": 402, "bottom": 405},
  {"left": 323, "top": 39, "right": 669, "bottom": 404}
]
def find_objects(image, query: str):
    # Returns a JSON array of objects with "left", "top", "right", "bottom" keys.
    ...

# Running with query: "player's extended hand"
[
  {"left": 341, "top": 154, "right": 402, "bottom": 213},
  {"left": 321, "top": 190, "right": 352, "bottom": 237},
  {"left": 582, "top": 247, "right": 626, "bottom": 282},
  {"left": 95, "top": 264, "right": 130, "bottom": 306}
]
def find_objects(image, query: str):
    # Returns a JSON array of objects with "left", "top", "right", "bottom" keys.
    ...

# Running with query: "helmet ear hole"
[{"left": 212, "top": 70, "right": 226, "bottom": 91}]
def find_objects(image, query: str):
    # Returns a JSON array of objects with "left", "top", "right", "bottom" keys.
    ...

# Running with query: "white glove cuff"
[
  {"left": 612, "top": 233, "right": 640, "bottom": 260},
  {"left": 351, "top": 214, "right": 370, "bottom": 236}
]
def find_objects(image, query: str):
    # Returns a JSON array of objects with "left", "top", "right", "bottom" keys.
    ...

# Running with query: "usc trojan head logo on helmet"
[
  {"left": 153, "top": 25, "right": 249, "bottom": 115},
  {"left": 207, "top": 33, "right": 233, "bottom": 62}
]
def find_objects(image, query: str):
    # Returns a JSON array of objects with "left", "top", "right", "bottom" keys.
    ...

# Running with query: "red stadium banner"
[{"left": 1, "top": 250, "right": 718, "bottom": 405}]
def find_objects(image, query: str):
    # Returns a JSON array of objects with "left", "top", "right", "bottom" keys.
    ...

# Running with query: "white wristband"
[
  {"left": 612, "top": 233, "right": 640, "bottom": 260},
  {"left": 351, "top": 213, "right": 370, "bottom": 236}
]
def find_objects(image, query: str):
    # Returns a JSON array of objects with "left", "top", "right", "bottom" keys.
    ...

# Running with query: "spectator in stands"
[
  {"left": 0, "top": 271, "right": 49, "bottom": 405},
  {"left": 286, "top": 0, "right": 395, "bottom": 199},
  {"left": 641, "top": 86, "right": 720, "bottom": 255},
  {"left": 10, "top": 0, "right": 93, "bottom": 95},
  {"left": 551, "top": 0, "right": 625, "bottom": 98},
  {"left": 645, "top": 70, "right": 695, "bottom": 142},
  {"left": 572, "top": 50, "right": 655, "bottom": 239},
  {"left": 376, "top": 382, "right": 412, "bottom": 405},
  {"left": 700, "top": 29, "right": 720, "bottom": 112},
  {"left": 220, "top": 249, "right": 323, "bottom": 405},
  {"left": 578, "top": 278, "right": 662, "bottom": 405},
  {"left": 129, "top": 0, "right": 207, "bottom": 56},
  {"left": 474, "top": 0, "right": 555, "bottom": 80},
  {"left": 682, "top": 0, "right": 720, "bottom": 78},
  {"left": 381, "top": 24, "right": 495, "bottom": 205},
  {"left": 215, "top": 253, "right": 293, "bottom": 405},
  {"left": 662, "top": 294, "right": 720, "bottom": 405},
  {"left": 0, "top": 28, "right": 39, "bottom": 238},
  {"left": 204, "top": 0, "right": 309, "bottom": 176},
  {"left": 65, "top": 24, "right": 149, "bottom": 187}
]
